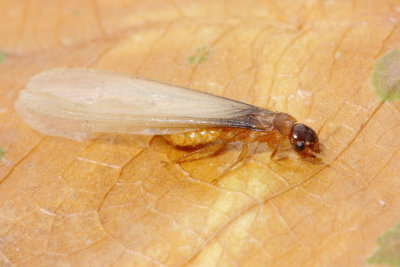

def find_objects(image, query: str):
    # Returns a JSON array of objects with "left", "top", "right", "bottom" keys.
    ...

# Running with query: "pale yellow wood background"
[{"left": 0, "top": 0, "right": 400, "bottom": 266}]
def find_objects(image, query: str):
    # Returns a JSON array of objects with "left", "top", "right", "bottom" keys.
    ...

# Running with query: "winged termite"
[{"left": 15, "top": 68, "right": 320, "bottom": 172}]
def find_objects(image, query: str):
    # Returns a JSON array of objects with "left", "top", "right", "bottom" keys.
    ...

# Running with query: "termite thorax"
[
  {"left": 272, "top": 113, "right": 297, "bottom": 136},
  {"left": 247, "top": 112, "right": 296, "bottom": 136}
]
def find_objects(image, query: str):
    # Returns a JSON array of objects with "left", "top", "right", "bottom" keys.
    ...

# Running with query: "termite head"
[
  {"left": 273, "top": 113, "right": 320, "bottom": 158},
  {"left": 289, "top": 123, "right": 320, "bottom": 157}
]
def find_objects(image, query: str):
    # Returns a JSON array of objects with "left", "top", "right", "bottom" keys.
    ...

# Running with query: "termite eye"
[{"left": 296, "top": 141, "right": 305, "bottom": 151}]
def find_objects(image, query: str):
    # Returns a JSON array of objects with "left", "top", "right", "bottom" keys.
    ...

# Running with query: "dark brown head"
[
  {"left": 289, "top": 123, "right": 320, "bottom": 157},
  {"left": 272, "top": 113, "right": 320, "bottom": 158}
]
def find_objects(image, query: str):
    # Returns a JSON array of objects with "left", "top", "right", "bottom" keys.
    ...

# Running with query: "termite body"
[{"left": 164, "top": 112, "right": 319, "bottom": 159}]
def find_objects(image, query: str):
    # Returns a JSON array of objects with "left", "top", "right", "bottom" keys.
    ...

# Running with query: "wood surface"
[{"left": 0, "top": 0, "right": 400, "bottom": 266}]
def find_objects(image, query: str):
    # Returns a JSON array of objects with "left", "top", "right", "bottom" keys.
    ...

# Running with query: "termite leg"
[
  {"left": 212, "top": 143, "right": 249, "bottom": 185},
  {"left": 269, "top": 141, "right": 290, "bottom": 161},
  {"left": 173, "top": 141, "right": 228, "bottom": 163},
  {"left": 171, "top": 129, "right": 246, "bottom": 164},
  {"left": 270, "top": 143, "right": 279, "bottom": 160}
]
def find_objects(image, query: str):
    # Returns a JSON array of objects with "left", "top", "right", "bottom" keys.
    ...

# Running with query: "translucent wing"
[{"left": 15, "top": 68, "right": 272, "bottom": 140}]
